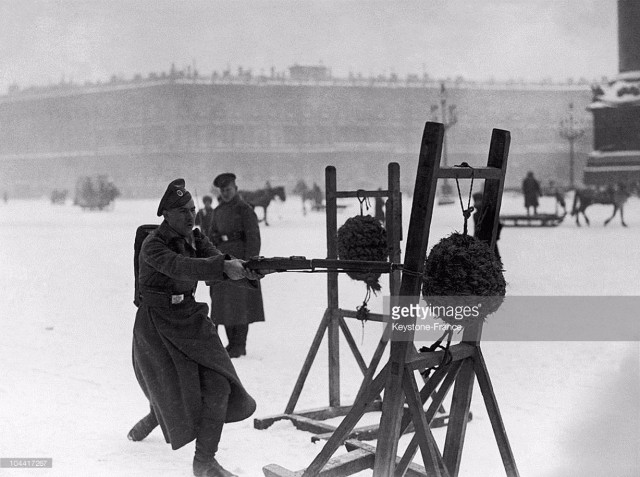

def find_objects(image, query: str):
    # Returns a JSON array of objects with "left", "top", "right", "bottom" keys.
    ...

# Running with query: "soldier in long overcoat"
[
  {"left": 129, "top": 178, "right": 260, "bottom": 477},
  {"left": 208, "top": 173, "right": 265, "bottom": 358},
  {"left": 522, "top": 171, "right": 542, "bottom": 216},
  {"left": 195, "top": 195, "right": 215, "bottom": 235}
]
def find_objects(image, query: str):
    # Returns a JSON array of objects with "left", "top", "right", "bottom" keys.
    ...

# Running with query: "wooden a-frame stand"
[
  {"left": 263, "top": 122, "right": 519, "bottom": 477},
  {"left": 254, "top": 163, "right": 405, "bottom": 440}
]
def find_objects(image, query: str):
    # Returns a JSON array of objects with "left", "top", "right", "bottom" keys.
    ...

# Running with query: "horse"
[
  {"left": 239, "top": 185, "right": 286, "bottom": 226},
  {"left": 292, "top": 180, "right": 323, "bottom": 215},
  {"left": 571, "top": 184, "right": 631, "bottom": 227}
]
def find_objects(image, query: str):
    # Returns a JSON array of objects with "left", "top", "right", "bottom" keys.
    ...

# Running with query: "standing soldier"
[
  {"left": 129, "top": 178, "right": 260, "bottom": 477},
  {"left": 196, "top": 195, "right": 215, "bottom": 235},
  {"left": 522, "top": 171, "right": 542, "bottom": 216},
  {"left": 209, "top": 173, "right": 265, "bottom": 358}
]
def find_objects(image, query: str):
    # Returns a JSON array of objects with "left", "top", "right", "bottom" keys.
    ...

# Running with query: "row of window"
[{"left": 0, "top": 124, "right": 418, "bottom": 153}]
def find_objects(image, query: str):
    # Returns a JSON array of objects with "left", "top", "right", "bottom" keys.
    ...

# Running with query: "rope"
[
  {"left": 356, "top": 189, "right": 371, "bottom": 215},
  {"left": 454, "top": 162, "right": 475, "bottom": 236},
  {"left": 419, "top": 328, "right": 454, "bottom": 379},
  {"left": 356, "top": 287, "right": 372, "bottom": 345}
]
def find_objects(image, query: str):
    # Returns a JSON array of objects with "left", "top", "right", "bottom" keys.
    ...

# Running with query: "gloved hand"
[
  {"left": 223, "top": 258, "right": 248, "bottom": 280},
  {"left": 193, "top": 228, "right": 208, "bottom": 257}
]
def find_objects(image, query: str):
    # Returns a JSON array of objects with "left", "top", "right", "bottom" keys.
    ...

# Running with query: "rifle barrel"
[{"left": 245, "top": 256, "right": 400, "bottom": 273}]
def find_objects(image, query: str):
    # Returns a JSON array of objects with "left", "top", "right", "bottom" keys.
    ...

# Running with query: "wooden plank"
[
  {"left": 443, "top": 358, "right": 476, "bottom": 476},
  {"left": 437, "top": 166, "right": 503, "bottom": 180},
  {"left": 402, "top": 373, "right": 446, "bottom": 477},
  {"left": 400, "top": 364, "right": 451, "bottom": 434},
  {"left": 311, "top": 411, "right": 454, "bottom": 443},
  {"left": 345, "top": 440, "right": 428, "bottom": 477},
  {"left": 263, "top": 464, "right": 301, "bottom": 477},
  {"left": 285, "top": 309, "right": 331, "bottom": 414},
  {"left": 288, "top": 415, "right": 338, "bottom": 434},
  {"left": 373, "top": 122, "right": 444, "bottom": 477},
  {"left": 339, "top": 308, "right": 386, "bottom": 323},
  {"left": 338, "top": 316, "right": 368, "bottom": 374},
  {"left": 397, "top": 361, "right": 464, "bottom": 473},
  {"left": 423, "top": 361, "right": 463, "bottom": 422},
  {"left": 387, "top": 162, "right": 402, "bottom": 292},
  {"left": 473, "top": 348, "right": 520, "bottom": 477},
  {"left": 296, "top": 402, "right": 382, "bottom": 421},
  {"left": 301, "top": 365, "right": 389, "bottom": 477},
  {"left": 476, "top": 129, "right": 510, "bottom": 250},
  {"left": 405, "top": 343, "right": 477, "bottom": 371},
  {"left": 326, "top": 166, "right": 341, "bottom": 408},
  {"left": 254, "top": 413, "right": 289, "bottom": 430},
  {"left": 334, "top": 189, "right": 390, "bottom": 199}
]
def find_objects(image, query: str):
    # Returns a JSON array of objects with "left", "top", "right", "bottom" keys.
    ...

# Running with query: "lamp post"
[
  {"left": 559, "top": 102, "right": 585, "bottom": 189},
  {"left": 432, "top": 82, "right": 458, "bottom": 204}
]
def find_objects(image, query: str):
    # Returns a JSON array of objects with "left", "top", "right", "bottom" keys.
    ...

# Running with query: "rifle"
[{"left": 244, "top": 255, "right": 402, "bottom": 275}]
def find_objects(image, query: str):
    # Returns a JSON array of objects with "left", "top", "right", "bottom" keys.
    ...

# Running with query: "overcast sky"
[{"left": 0, "top": 0, "right": 619, "bottom": 92}]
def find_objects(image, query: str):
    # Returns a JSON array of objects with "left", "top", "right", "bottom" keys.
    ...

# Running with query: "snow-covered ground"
[{"left": 1, "top": 190, "right": 638, "bottom": 477}]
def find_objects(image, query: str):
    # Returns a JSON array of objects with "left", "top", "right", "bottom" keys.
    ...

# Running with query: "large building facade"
[{"left": 0, "top": 68, "right": 592, "bottom": 198}]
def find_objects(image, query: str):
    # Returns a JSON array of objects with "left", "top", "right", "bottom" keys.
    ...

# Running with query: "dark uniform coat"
[
  {"left": 195, "top": 206, "right": 214, "bottom": 236},
  {"left": 132, "top": 221, "right": 256, "bottom": 450},
  {"left": 207, "top": 195, "right": 265, "bottom": 326},
  {"left": 522, "top": 176, "right": 542, "bottom": 209}
]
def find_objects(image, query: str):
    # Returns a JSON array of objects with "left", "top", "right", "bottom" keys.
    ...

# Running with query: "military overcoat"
[
  {"left": 207, "top": 195, "right": 265, "bottom": 326},
  {"left": 132, "top": 221, "right": 256, "bottom": 450}
]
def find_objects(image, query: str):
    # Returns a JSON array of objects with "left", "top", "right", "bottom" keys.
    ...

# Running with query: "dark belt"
[
  {"left": 139, "top": 289, "right": 195, "bottom": 307},
  {"left": 211, "top": 231, "right": 244, "bottom": 245}
]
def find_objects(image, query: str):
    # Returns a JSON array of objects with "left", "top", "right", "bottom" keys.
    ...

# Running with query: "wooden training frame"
[
  {"left": 254, "top": 162, "right": 404, "bottom": 440},
  {"left": 263, "top": 122, "right": 519, "bottom": 476}
]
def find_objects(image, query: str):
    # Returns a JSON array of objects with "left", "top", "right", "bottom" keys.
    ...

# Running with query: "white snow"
[{"left": 0, "top": 190, "right": 638, "bottom": 477}]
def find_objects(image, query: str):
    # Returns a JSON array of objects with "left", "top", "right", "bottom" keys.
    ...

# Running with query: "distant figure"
[
  {"left": 195, "top": 195, "right": 214, "bottom": 236},
  {"left": 374, "top": 189, "right": 385, "bottom": 223},
  {"left": 473, "top": 192, "right": 502, "bottom": 264},
  {"left": 548, "top": 180, "right": 566, "bottom": 216},
  {"left": 311, "top": 183, "right": 322, "bottom": 208},
  {"left": 3, "top": 191, "right": 7, "bottom": 204},
  {"left": 522, "top": 171, "right": 542, "bottom": 216}
]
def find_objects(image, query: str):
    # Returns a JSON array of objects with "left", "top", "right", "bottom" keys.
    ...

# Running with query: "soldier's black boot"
[
  {"left": 193, "top": 420, "right": 237, "bottom": 477},
  {"left": 226, "top": 325, "right": 247, "bottom": 358},
  {"left": 127, "top": 410, "right": 158, "bottom": 441},
  {"left": 224, "top": 326, "right": 236, "bottom": 354},
  {"left": 193, "top": 458, "right": 237, "bottom": 477}
]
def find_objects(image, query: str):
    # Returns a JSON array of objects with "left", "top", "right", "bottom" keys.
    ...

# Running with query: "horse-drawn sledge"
[
  {"left": 500, "top": 188, "right": 567, "bottom": 227},
  {"left": 500, "top": 212, "right": 566, "bottom": 227},
  {"left": 73, "top": 175, "right": 120, "bottom": 210}
]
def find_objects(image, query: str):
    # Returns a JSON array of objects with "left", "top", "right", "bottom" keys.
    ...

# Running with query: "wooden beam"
[
  {"left": 443, "top": 358, "right": 476, "bottom": 476},
  {"left": 301, "top": 365, "right": 389, "bottom": 477},
  {"left": 333, "top": 189, "right": 390, "bottom": 199},
  {"left": 263, "top": 464, "right": 301, "bottom": 477},
  {"left": 437, "top": 166, "right": 503, "bottom": 180},
  {"left": 326, "top": 166, "right": 341, "bottom": 407},
  {"left": 473, "top": 348, "right": 520, "bottom": 477},
  {"left": 345, "top": 440, "right": 429, "bottom": 477},
  {"left": 296, "top": 402, "right": 382, "bottom": 421},
  {"left": 338, "top": 316, "right": 368, "bottom": 374},
  {"left": 405, "top": 343, "right": 476, "bottom": 371},
  {"left": 397, "top": 361, "right": 464, "bottom": 473},
  {"left": 373, "top": 122, "right": 444, "bottom": 477},
  {"left": 288, "top": 415, "right": 338, "bottom": 435},
  {"left": 285, "top": 309, "right": 331, "bottom": 414},
  {"left": 402, "top": 372, "right": 447, "bottom": 477},
  {"left": 339, "top": 308, "right": 386, "bottom": 323}
]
